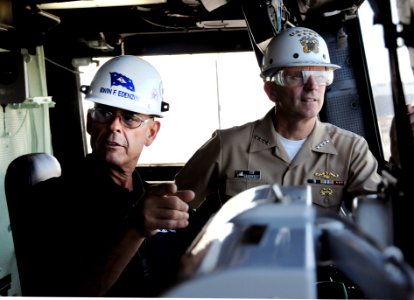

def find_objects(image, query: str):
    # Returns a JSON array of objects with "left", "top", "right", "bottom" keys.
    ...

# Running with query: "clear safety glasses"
[
  {"left": 89, "top": 107, "right": 153, "bottom": 129},
  {"left": 271, "top": 69, "right": 334, "bottom": 87}
]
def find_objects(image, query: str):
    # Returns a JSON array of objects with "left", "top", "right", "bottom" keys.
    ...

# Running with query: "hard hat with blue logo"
[
  {"left": 261, "top": 27, "right": 341, "bottom": 79},
  {"left": 81, "top": 55, "right": 169, "bottom": 117}
]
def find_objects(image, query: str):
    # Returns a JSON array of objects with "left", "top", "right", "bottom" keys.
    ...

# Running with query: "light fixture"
[
  {"left": 38, "top": 0, "right": 166, "bottom": 9},
  {"left": 196, "top": 20, "right": 247, "bottom": 29}
]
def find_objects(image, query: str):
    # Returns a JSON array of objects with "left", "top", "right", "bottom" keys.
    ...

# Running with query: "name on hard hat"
[{"left": 99, "top": 87, "right": 138, "bottom": 100}]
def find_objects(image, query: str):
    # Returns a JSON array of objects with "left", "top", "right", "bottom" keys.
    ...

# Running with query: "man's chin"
[{"left": 96, "top": 149, "right": 125, "bottom": 164}]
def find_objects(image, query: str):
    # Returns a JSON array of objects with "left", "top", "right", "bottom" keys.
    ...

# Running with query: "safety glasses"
[
  {"left": 89, "top": 107, "right": 152, "bottom": 129},
  {"left": 271, "top": 69, "right": 334, "bottom": 87}
]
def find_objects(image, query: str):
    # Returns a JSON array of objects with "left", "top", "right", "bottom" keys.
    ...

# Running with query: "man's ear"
[
  {"left": 263, "top": 81, "right": 277, "bottom": 104},
  {"left": 145, "top": 120, "right": 161, "bottom": 146}
]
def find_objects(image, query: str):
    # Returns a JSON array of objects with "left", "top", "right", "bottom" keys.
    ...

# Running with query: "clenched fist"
[{"left": 133, "top": 182, "right": 195, "bottom": 237}]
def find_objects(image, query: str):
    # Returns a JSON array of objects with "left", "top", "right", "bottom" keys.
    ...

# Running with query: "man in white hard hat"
[
  {"left": 176, "top": 27, "right": 381, "bottom": 219},
  {"left": 20, "top": 55, "right": 198, "bottom": 296}
]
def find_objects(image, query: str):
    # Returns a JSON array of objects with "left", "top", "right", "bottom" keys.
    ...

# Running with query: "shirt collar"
[{"left": 249, "top": 110, "right": 338, "bottom": 155}]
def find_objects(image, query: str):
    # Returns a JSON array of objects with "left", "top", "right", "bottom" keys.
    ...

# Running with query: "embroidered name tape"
[{"left": 235, "top": 170, "right": 261, "bottom": 180}]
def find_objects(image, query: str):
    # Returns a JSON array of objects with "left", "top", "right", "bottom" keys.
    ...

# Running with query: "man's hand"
[
  {"left": 77, "top": 182, "right": 194, "bottom": 296},
  {"left": 135, "top": 182, "right": 195, "bottom": 237}
]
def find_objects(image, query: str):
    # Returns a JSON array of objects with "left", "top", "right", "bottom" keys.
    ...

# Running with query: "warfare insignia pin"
[{"left": 314, "top": 171, "right": 339, "bottom": 179}]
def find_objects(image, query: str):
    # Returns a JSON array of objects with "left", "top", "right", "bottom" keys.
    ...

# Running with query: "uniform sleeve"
[
  {"left": 345, "top": 136, "right": 382, "bottom": 201},
  {"left": 175, "top": 130, "right": 222, "bottom": 209}
]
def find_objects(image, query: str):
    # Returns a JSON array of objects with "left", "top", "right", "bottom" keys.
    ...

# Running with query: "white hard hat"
[
  {"left": 82, "top": 55, "right": 169, "bottom": 117},
  {"left": 261, "top": 27, "right": 341, "bottom": 78}
]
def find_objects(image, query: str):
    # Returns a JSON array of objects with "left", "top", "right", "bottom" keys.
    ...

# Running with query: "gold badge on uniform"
[
  {"left": 314, "top": 171, "right": 338, "bottom": 179},
  {"left": 320, "top": 187, "right": 333, "bottom": 197}
]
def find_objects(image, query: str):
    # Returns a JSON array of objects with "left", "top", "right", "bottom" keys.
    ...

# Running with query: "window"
[{"left": 359, "top": 0, "right": 414, "bottom": 161}]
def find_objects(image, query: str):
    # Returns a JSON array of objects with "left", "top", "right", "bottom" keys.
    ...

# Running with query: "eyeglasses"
[
  {"left": 271, "top": 69, "right": 334, "bottom": 87},
  {"left": 89, "top": 107, "right": 152, "bottom": 129}
]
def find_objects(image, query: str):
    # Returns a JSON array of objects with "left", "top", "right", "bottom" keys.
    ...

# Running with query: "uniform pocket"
[
  {"left": 225, "top": 178, "right": 268, "bottom": 198},
  {"left": 310, "top": 185, "right": 343, "bottom": 212}
]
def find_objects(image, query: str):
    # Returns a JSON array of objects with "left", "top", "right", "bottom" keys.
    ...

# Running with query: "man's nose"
[
  {"left": 109, "top": 113, "right": 123, "bottom": 130},
  {"left": 304, "top": 75, "right": 319, "bottom": 90}
]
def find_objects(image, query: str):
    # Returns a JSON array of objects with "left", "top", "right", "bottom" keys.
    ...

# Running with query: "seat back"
[{"left": 5, "top": 153, "right": 61, "bottom": 295}]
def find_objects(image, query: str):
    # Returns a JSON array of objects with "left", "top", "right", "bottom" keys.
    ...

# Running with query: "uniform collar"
[
  {"left": 307, "top": 120, "right": 338, "bottom": 155},
  {"left": 249, "top": 108, "right": 279, "bottom": 152},
  {"left": 249, "top": 110, "right": 338, "bottom": 155}
]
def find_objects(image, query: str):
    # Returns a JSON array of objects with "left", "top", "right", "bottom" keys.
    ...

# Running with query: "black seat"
[{"left": 5, "top": 153, "right": 61, "bottom": 295}]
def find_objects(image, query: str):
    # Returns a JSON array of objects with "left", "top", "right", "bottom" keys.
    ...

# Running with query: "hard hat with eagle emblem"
[{"left": 261, "top": 27, "right": 341, "bottom": 79}]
